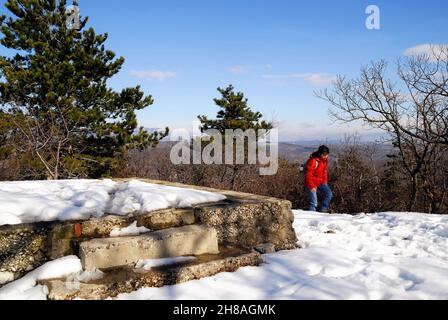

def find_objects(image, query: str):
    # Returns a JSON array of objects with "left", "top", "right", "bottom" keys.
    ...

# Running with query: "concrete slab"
[
  {"left": 79, "top": 225, "right": 219, "bottom": 270},
  {"left": 44, "top": 250, "right": 262, "bottom": 300}
]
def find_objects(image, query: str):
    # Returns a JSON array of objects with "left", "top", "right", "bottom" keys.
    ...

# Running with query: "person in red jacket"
[{"left": 305, "top": 145, "right": 333, "bottom": 212}]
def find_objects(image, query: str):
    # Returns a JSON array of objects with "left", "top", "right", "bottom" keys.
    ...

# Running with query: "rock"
[
  {"left": 195, "top": 199, "right": 297, "bottom": 251},
  {"left": 0, "top": 225, "right": 49, "bottom": 285},
  {"left": 0, "top": 271, "right": 14, "bottom": 285},
  {"left": 254, "top": 243, "right": 276, "bottom": 254}
]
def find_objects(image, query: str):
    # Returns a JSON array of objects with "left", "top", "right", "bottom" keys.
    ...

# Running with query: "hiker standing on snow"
[{"left": 304, "top": 145, "right": 333, "bottom": 213}]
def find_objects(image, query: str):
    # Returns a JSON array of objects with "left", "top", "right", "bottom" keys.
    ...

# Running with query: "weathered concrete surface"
[
  {"left": 1, "top": 179, "right": 297, "bottom": 286},
  {"left": 48, "top": 208, "right": 199, "bottom": 259},
  {"left": 79, "top": 225, "right": 219, "bottom": 270},
  {"left": 0, "top": 207, "right": 200, "bottom": 283},
  {"left": 43, "top": 250, "right": 262, "bottom": 300},
  {"left": 0, "top": 223, "right": 49, "bottom": 285},
  {"left": 135, "top": 208, "right": 196, "bottom": 231},
  {"left": 119, "top": 179, "right": 298, "bottom": 251},
  {"left": 195, "top": 201, "right": 297, "bottom": 251}
]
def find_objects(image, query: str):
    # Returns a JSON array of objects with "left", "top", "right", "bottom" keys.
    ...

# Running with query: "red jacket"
[{"left": 305, "top": 156, "right": 328, "bottom": 189}]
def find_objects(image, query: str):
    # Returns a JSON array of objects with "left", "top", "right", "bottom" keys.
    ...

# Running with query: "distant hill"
[
  {"left": 278, "top": 143, "right": 317, "bottom": 162},
  {"left": 153, "top": 140, "right": 393, "bottom": 164}
]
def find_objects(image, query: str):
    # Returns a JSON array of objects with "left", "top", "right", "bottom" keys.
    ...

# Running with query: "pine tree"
[
  {"left": 198, "top": 85, "right": 273, "bottom": 133},
  {"left": 0, "top": 0, "right": 168, "bottom": 179},
  {"left": 198, "top": 85, "right": 273, "bottom": 189}
]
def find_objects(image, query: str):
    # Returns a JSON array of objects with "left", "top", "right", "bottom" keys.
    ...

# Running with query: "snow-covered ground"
[
  {"left": 0, "top": 179, "right": 226, "bottom": 226},
  {"left": 1, "top": 210, "right": 447, "bottom": 300},
  {"left": 114, "top": 211, "right": 448, "bottom": 300},
  {"left": 0, "top": 256, "right": 82, "bottom": 300},
  {"left": 110, "top": 221, "right": 152, "bottom": 237}
]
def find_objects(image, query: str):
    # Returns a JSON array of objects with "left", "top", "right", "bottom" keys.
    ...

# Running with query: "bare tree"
[
  {"left": 317, "top": 48, "right": 448, "bottom": 212},
  {"left": 5, "top": 98, "right": 79, "bottom": 180},
  {"left": 328, "top": 135, "right": 383, "bottom": 213},
  {"left": 399, "top": 45, "right": 448, "bottom": 145}
]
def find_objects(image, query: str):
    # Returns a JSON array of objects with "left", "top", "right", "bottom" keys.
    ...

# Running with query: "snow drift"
[{"left": 0, "top": 179, "right": 226, "bottom": 226}]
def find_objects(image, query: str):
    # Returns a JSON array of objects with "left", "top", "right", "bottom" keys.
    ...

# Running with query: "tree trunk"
[{"left": 408, "top": 175, "right": 418, "bottom": 212}]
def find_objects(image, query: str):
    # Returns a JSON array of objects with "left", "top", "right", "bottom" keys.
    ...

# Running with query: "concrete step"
[
  {"left": 47, "top": 208, "right": 200, "bottom": 260},
  {"left": 43, "top": 248, "right": 262, "bottom": 300},
  {"left": 1, "top": 179, "right": 297, "bottom": 287},
  {"left": 79, "top": 225, "right": 219, "bottom": 270}
]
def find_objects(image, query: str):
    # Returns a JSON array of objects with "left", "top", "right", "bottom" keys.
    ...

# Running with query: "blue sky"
[{"left": 1, "top": 0, "right": 447, "bottom": 141}]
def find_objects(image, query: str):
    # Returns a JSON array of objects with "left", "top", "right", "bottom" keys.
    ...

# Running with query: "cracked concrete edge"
[{"left": 43, "top": 251, "right": 263, "bottom": 300}]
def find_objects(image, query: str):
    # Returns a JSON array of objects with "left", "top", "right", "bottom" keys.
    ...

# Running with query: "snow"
[
  {"left": 0, "top": 256, "right": 82, "bottom": 300},
  {"left": 108, "top": 180, "right": 225, "bottom": 215},
  {"left": 110, "top": 221, "right": 152, "bottom": 237},
  {"left": 0, "top": 179, "right": 226, "bottom": 226},
  {"left": 116, "top": 211, "right": 448, "bottom": 300},
  {"left": 2, "top": 210, "right": 448, "bottom": 300},
  {"left": 135, "top": 257, "right": 197, "bottom": 270}
]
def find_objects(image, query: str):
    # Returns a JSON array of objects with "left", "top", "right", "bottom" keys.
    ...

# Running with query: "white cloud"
[
  {"left": 229, "top": 65, "right": 251, "bottom": 74},
  {"left": 403, "top": 44, "right": 448, "bottom": 61},
  {"left": 262, "top": 73, "right": 336, "bottom": 86},
  {"left": 130, "top": 70, "right": 177, "bottom": 81},
  {"left": 302, "top": 74, "right": 337, "bottom": 86}
]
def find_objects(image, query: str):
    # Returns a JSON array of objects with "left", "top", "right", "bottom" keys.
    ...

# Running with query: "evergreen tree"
[
  {"left": 198, "top": 85, "right": 274, "bottom": 189},
  {"left": 0, "top": 0, "right": 168, "bottom": 179},
  {"left": 198, "top": 85, "right": 273, "bottom": 133}
]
